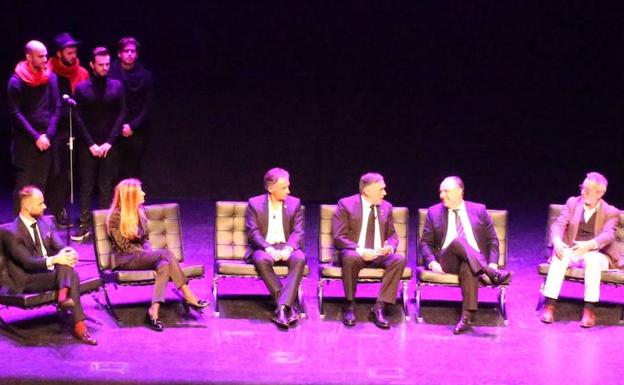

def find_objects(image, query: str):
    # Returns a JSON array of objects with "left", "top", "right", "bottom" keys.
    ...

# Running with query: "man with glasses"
[{"left": 541, "top": 172, "right": 622, "bottom": 328}]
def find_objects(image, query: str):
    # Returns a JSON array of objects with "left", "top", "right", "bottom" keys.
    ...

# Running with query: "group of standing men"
[{"left": 7, "top": 33, "right": 153, "bottom": 242}]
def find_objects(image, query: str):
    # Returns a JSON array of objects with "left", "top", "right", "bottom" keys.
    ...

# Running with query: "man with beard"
[
  {"left": 3, "top": 186, "right": 97, "bottom": 345},
  {"left": 71, "top": 47, "right": 125, "bottom": 242},
  {"left": 7, "top": 40, "right": 60, "bottom": 209},
  {"left": 109, "top": 37, "right": 153, "bottom": 180},
  {"left": 46, "top": 33, "right": 89, "bottom": 228}
]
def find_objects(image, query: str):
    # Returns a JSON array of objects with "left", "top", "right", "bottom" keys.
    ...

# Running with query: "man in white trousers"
[{"left": 541, "top": 172, "right": 622, "bottom": 328}]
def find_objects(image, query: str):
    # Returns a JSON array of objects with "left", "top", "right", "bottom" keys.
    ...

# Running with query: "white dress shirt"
[
  {"left": 357, "top": 195, "right": 382, "bottom": 253},
  {"left": 442, "top": 202, "right": 480, "bottom": 252},
  {"left": 265, "top": 200, "right": 286, "bottom": 245},
  {"left": 19, "top": 214, "right": 54, "bottom": 269}
]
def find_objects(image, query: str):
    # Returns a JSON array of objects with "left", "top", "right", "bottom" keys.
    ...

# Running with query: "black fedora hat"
[{"left": 53, "top": 32, "right": 80, "bottom": 52}]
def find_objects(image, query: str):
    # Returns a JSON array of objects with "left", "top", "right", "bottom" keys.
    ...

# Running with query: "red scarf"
[
  {"left": 14, "top": 60, "right": 50, "bottom": 86},
  {"left": 49, "top": 57, "right": 89, "bottom": 92}
]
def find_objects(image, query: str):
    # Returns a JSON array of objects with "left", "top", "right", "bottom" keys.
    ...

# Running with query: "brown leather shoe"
[
  {"left": 540, "top": 304, "right": 555, "bottom": 323},
  {"left": 580, "top": 307, "right": 596, "bottom": 328},
  {"left": 73, "top": 330, "right": 98, "bottom": 345}
]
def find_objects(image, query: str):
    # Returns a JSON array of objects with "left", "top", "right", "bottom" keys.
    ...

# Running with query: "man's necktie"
[
  {"left": 453, "top": 209, "right": 465, "bottom": 239},
  {"left": 365, "top": 205, "right": 376, "bottom": 249},
  {"left": 31, "top": 221, "right": 44, "bottom": 256}
]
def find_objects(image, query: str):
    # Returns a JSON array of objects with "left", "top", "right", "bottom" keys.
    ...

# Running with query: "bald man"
[
  {"left": 7, "top": 41, "right": 60, "bottom": 210},
  {"left": 3, "top": 186, "right": 96, "bottom": 345},
  {"left": 419, "top": 176, "right": 511, "bottom": 334}
]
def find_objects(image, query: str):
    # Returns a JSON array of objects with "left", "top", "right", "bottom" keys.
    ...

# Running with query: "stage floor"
[{"left": 0, "top": 197, "right": 623, "bottom": 385}]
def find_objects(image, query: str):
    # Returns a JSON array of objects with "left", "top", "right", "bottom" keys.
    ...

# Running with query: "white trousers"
[{"left": 543, "top": 251, "right": 609, "bottom": 302}]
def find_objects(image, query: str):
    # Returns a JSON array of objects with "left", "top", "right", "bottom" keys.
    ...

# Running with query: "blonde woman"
[{"left": 106, "top": 178, "right": 208, "bottom": 331}]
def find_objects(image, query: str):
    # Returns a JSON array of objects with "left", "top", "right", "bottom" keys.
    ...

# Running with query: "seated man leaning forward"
[
  {"left": 2, "top": 186, "right": 96, "bottom": 345},
  {"left": 333, "top": 172, "right": 407, "bottom": 329},
  {"left": 419, "top": 176, "right": 511, "bottom": 335},
  {"left": 245, "top": 167, "right": 306, "bottom": 330},
  {"left": 541, "top": 171, "right": 622, "bottom": 328}
]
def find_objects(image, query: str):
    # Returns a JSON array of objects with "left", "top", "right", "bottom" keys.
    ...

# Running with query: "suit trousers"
[
  {"left": 21, "top": 265, "right": 85, "bottom": 322},
  {"left": 543, "top": 251, "right": 609, "bottom": 303},
  {"left": 117, "top": 132, "right": 144, "bottom": 180},
  {"left": 12, "top": 140, "right": 51, "bottom": 213},
  {"left": 439, "top": 238, "right": 489, "bottom": 311},
  {"left": 339, "top": 250, "right": 407, "bottom": 304},
  {"left": 78, "top": 145, "right": 118, "bottom": 226},
  {"left": 251, "top": 249, "right": 306, "bottom": 307},
  {"left": 116, "top": 249, "right": 187, "bottom": 304},
  {"left": 46, "top": 130, "right": 71, "bottom": 218}
]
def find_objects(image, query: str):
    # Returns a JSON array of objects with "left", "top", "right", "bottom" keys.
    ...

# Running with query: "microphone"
[{"left": 62, "top": 94, "right": 77, "bottom": 106}]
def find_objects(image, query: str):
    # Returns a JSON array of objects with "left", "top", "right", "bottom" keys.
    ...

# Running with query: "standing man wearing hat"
[
  {"left": 109, "top": 37, "right": 153, "bottom": 180},
  {"left": 7, "top": 40, "right": 60, "bottom": 210},
  {"left": 47, "top": 33, "right": 89, "bottom": 228}
]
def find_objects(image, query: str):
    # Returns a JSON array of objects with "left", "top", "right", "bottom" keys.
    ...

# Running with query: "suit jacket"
[
  {"left": 0, "top": 216, "right": 64, "bottom": 294},
  {"left": 332, "top": 194, "right": 399, "bottom": 253},
  {"left": 419, "top": 201, "right": 499, "bottom": 267},
  {"left": 107, "top": 209, "right": 150, "bottom": 269},
  {"left": 245, "top": 194, "right": 305, "bottom": 259},
  {"left": 551, "top": 196, "right": 622, "bottom": 269},
  {"left": 7, "top": 216, "right": 64, "bottom": 260}
]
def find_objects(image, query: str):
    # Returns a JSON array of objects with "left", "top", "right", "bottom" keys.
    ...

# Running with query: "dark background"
[{"left": 1, "top": 1, "right": 623, "bottom": 211}]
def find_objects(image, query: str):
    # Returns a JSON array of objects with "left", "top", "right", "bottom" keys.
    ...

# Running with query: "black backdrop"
[{"left": 1, "top": 1, "right": 623, "bottom": 210}]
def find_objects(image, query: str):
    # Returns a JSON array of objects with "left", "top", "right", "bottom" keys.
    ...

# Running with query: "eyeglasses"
[{"left": 579, "top": 184, "right": 602, "bottom": 195}]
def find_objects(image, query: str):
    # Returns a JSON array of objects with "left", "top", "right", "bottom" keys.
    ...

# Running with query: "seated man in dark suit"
[
  {"left": 333, "top": 172, "right": 407, "bottom": 329},
  {"left": 245, "top": 168, "right": 306, "bottom": 329},
  {"left": 2, "top": 185, "right": 96, "bottom": 345},
  {"left": 420, "top": 176, "right": 511, "bottom": 334}
]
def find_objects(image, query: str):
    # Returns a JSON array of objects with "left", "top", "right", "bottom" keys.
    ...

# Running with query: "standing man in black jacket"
[
  {"left": 109, "top": 37, "right": 153, "bottom": 180},
  {"left": 71, "top": 47, "right": 125, "bottom": 242},
  {"left": 7, "top": 40, "right": 60, "bottom": 209},
  {"left": 47, "top": 33, "right": 89, "bottom": 228}
]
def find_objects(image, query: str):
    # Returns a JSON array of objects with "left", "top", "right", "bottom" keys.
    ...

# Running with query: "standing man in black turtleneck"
[
  {"left": 71, "top": 47, "right": 125, "bottom": 242},
  {"left": 108, "top": 37, "right": 153, "bottom": 180}
]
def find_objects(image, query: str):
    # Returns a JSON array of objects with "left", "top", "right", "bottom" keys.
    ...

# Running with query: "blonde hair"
[{"left": 107, "top": 178, "right": 145, "bottom": 240}]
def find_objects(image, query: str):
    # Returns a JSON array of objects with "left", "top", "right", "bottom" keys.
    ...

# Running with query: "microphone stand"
[{"left": 65, "top": 102, "right": 75, "bottom": 245}]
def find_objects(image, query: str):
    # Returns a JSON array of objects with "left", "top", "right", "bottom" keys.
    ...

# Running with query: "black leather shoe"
[
  {"left": 287, "top": 306, "right": 300, "bottom": 326},
  {"left": 453, "top": 316, "right": 472, "bottom": 334},
  {"left": 55, "top": 209, "right": 71, "bottom": 229},
  {"left": 368, "top": 307, "right": 390, "bottom": 329},
  {"left": 145, "top": 312, "right": 164, "bottom": 332},
  {"left": 483, "top": 268, "right": 512, "bottom": 287},
  {"left": 342, "top": 303, "right": 356, "bottom": 327},
  {"left": 271, "top": 305, "right": 290, "bottom": 329},
  {"left": 73, "top": 330, "right": 98, "bottom": 345}
]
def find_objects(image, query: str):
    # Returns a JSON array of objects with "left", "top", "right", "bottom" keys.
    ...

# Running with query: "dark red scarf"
[
  {"left": 49, "top": 56, "right": 89, "bottom": 92},
  {"left": 14, "top": 60, "right": 50, "bottom": 86}
]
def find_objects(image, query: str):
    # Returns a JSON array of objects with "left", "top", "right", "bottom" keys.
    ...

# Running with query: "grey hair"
[{"left": 359, "top": 172, "right": 384, "bottom": 192}]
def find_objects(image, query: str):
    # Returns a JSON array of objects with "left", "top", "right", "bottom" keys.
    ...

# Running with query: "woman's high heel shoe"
[
  {"left": 183, "top": 299, "right": 210, "bottom": 313},
  {"left": 145, "top": 311, "right": 164, "bottom": 331}
]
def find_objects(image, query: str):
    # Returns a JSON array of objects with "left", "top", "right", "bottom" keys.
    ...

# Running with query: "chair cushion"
[
  {"left": 416, "top": 267, "right": 507, "bottom": 286},
  {"left": 216, "top": 260, "right": 309, "bottom": 277},
  {"left": 320, "top": 264, "right": 412, "bottom": 279},
  {"left": 0, "top": 276, "right": 102, "bottom": 308},
  {"left": 538, "top": 263, "right": 624, "bottom": 285},
  {"left": 112, "top": 264, "right": 204, "bottom": 283}
]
